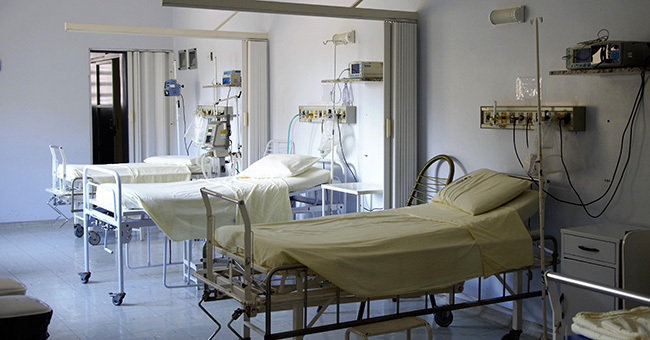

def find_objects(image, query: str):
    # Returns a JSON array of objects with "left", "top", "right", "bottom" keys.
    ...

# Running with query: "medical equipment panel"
[
  {"left": 222, "top": 70, "right": 241, "bottom": 86},
  {"left": 299, "top": 105, "right": 356, "bottom": 124},
  {"left": 348, "top": 61, "right": 383, "bottom": 79},
  {"left": 566, "top": 41, "right": 650, "bottom": 69},
  {"left": 204, "top": 121, "right": 230, "bottom": 157},
  {"left": 480, "top": 105, "right": 585, "bottom": 131},
  {"left": 195, "top": 105, "right": 233, "bottom": 118}
]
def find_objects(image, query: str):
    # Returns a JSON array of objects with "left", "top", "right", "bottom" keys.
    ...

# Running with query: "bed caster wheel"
[
  {"left": 74, "top": 224, "right": 84, "bottom": 238},
  {"left": 434, "top": 310, "right": 453, "bottom": 327},
  {"left": 501, "top": 329, "right": 522, "bottom": 340},
  {"left": 110, "top": 292, "right": 125, "bottom": 306},
  {"left": 79, "top": 272, "right": 91, "bottom": 284},
  {"left": 88, "top": 231, "right": 101, "bottom": 246}
]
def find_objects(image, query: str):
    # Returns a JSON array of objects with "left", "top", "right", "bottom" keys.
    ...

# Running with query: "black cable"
[
  {"left": 513, "top": 119, "right": 524, "bottom": 167},
  {"left": 525, "top": 115, "right": 530, "bottom": 149},
  {"left": 578, "top": 70, "right": 646, "bottom": 206},
  {"left": 558, "top": 71, "right": 646, "bottom": 218},
  {"left": 513, "top": 71, "right": 647, "bottom": 212},
  {"left": 336, "top": 117, "right": 358, "bottom": 182}
]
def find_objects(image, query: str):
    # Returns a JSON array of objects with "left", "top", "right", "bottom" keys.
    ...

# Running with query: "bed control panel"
[
  {"left": 480, "top": 105, "right": 585, "bottom": 131},
  {"left": 299, "top": 105, "right": 356, "bottom": 124}
]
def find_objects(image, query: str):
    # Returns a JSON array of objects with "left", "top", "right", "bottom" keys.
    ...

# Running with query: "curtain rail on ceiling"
[
  {"left": 64, "top": 22, "right": 268, "bottom": 40},
  {"left": 161, "top": 0, "right": 418, "bottom": 22}
]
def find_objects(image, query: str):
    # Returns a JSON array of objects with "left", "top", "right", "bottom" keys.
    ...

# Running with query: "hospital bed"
[
  {"left": 79, "top": 154, "right": 334, "bottom": 306},
  {"left": 546, "top": 271, "right": 650, "bottom": 340},
  {"left": 193, "top": 167, "right": 559, "bottom": 340},
  {"left": 46, "top": 145, "right": 214, "bottom": 236}
]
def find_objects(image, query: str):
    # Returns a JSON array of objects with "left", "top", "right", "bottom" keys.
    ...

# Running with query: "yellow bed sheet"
[
  {"left": 61, "top": 163, "right": 192, "bottom": 183},
  {"left": 115, "top": 177, "right": 292, "bottom": 242},
  {"left": 215, "top": 199, "right": 533, "bottom": 298}
]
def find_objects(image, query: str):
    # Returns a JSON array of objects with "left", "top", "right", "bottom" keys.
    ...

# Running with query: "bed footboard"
[{"left": 79, "top": 166, "right": 164, "bottom": 306}]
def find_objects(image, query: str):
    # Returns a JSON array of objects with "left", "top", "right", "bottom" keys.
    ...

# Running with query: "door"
[{"left": 90, "top": 52, "right": 128, "bottom": 164}]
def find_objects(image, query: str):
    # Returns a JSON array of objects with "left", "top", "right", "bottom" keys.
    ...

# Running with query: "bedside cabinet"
[{"left": 560, "top": 224, "right": 650, "bottom": 335}]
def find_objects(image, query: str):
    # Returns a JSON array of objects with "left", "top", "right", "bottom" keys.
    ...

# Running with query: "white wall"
[
  {"left": 169, "top": 8, "right": 269, "bottom": 153},
  {"left": 0, "top": 0, "right": 174, "bottom": 222},
  {"left": 3, "top": 0, "right": 650, "bottom": 328},
  {"left": 418, "top": 0, "right": 650, "bottom": 325},
  {"left": 418, "top": 0, "right": 650, "bottom": 240},
  {"left": 260, "top": 15, "right": 385, "bottom": 189}
]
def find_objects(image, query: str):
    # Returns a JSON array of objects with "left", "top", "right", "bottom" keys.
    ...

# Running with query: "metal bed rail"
[
  {"left": 47, "top": 145, "right": 85, "bottom": 230},
  {"left": 79, "top": 165, "right": 197, "bottom": 305},
  {"left": 196, "top": 188, "right": 560, "bottom": 340},
  {"left": 545, "top": 271, "right": 650, "bottom": 340}
]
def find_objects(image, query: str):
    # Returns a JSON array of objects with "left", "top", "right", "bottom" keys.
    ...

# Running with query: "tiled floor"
[{"left": 0, "top": 221, "right": 543, "bottom": 339}]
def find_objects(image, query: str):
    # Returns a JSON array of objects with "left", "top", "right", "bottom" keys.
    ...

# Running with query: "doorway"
[{"left": 90, "top": 51, "right": 128, "bottom": 164}]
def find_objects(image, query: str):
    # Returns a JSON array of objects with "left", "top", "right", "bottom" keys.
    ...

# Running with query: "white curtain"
[
  {"left": 241, "top": 40, "right": 270, "bottom": 169},
  {"left": 127, "top": 51, "right": 174, "bottom": 162},
  {"left": 384, "top": 21, "right": 418, "bottom": 209}
]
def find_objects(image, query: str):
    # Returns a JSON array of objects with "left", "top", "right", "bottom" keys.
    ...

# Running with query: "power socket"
[
  {"left": 480, "top": 106, "right": 585, "bottom": 131},
  {"left": 549, "top": 108, "right": 585, "bottom": 131}
]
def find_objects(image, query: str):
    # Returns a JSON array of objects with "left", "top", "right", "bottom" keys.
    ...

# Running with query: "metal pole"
[{"left": 532, "top": 16, "right": 547, "bottom": 339}]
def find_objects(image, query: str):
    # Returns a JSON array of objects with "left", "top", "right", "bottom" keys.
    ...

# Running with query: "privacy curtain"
[{"left": 127, "top": 51, "right": 174, "bottom": 162}]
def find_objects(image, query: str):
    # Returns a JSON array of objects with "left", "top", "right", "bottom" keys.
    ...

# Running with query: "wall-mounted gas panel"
[
  {"left": 299, "top": 105, "right": 357, "bottom": 124},
  {"left": 480, "top": 105, "right": 586, "bottom": 132},
  {"left": 196, "top": 105, "right": 234, "bottom": 118}
]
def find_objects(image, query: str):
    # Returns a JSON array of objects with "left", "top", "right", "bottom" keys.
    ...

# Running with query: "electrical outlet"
[
  {"left": 298, "top": 105, "right": 356, "bottom": 124},
  {"left": 196, "top": 105, "right": 233, "bottom": 117},
  {"left": 480, "top": 106, "right": 585, "bottom": 131}
]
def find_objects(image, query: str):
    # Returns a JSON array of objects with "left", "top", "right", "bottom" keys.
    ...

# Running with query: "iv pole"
[
  {"left": 532, "top": 16, "right": 548, "bottom": 340},
  {"left": 172, "top": 59, "right": 183, "bottom": 156}
]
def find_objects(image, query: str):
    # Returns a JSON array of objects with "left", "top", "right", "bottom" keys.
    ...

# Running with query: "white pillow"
[
  {"left": 432, "top": 168, "right": 530, "bottom": 215},
  {"left": 143, "top": 155, "right": 197, "bottom": 166},
  {"left": 237, "top": 154, "right": 319, "bottom": 178}
]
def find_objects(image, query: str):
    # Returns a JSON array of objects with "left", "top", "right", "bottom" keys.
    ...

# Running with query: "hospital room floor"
[{"left": 0, "top": 221, "right": 544, "bottom": 340}]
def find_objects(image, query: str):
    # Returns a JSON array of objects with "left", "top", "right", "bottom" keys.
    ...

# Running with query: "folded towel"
[{"left": 572, "top": 306, "right": 650, "bottom": 340}]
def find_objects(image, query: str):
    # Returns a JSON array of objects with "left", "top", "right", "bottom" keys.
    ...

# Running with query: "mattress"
[
  {"left": 59, "top": 163, "right": 193, "bottom": 184},
  {"left": 281, "top": 167, "right": 331, "bottom": 192},
  {"left": 214, "top": 190, "right": 537, "bottom": 298},
  {"left": 93, "top": 167, "right": 331, "bottom": 242}
]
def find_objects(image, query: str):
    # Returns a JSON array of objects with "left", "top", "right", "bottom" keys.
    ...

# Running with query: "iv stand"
[
  {"left": 532, "top": 16, "right": 548, "bottom": 340},
  {"left": 172, "top": 59, "right": 183, "bottom": 156}
]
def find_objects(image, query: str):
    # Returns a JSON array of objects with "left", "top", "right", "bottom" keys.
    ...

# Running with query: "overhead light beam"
[
  {"left": 161, "top": 0, "right": 418, "bottom": 22},
  {"left": 65, "top": 22, "right": 268, "bottom": 40}
]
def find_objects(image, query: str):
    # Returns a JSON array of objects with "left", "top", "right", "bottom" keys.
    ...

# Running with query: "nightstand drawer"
[{"left": 563, "top": 234, "right": 617, "bottom": 264}]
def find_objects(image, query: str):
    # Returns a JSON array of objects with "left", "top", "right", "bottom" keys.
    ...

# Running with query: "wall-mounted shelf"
[
  {"left": 202, "top": 84, "right": 241, "bottom": 88},
  {"left": 550, "top": 67, "right": 650, "bottom": 76},
  {"left": 321, "top": 77, "right": 383, "bottom": 83}
]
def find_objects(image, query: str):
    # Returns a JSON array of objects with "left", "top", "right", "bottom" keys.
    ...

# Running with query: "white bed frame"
[
  {"left": 194, "top": 188, "right": 559, "bottom": 340},
  {"left": 79, "top": 164, "right": 338, "bottom": 306},
  {"left": 46, "top": 145, "right": 84, "bottom": 231},
  {"left": 79, "top": 166, "right": 163, "bottom": 306},
  {"left": 46, "top": 145, "right": 213, "bottom": 236}
]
